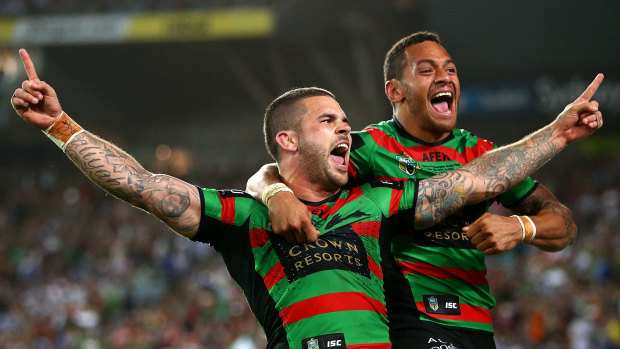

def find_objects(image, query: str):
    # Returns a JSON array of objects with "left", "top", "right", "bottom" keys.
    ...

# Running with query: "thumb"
[{"left": 302, "top": 220, "right": 320, "bottom": 243}]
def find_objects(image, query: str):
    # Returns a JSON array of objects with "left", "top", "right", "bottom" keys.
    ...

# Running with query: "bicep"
[
  {"left": 510, "top": 185, "right": 562, "bottom": 215},
  {"left": 135, "top": 174, "right": 203, "bottom": 238}
]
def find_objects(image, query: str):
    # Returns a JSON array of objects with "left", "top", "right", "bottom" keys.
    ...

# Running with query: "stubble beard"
[
  {"left": 407, "top": 98, "right": 456, "bottom": 136},
  {"left": 298, "top": 138, "right": 346, "bottom": 191}
]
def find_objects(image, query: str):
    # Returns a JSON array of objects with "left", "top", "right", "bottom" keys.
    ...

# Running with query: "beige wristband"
[
  {"left": 262, "top": 183, "right": 293, "bottom": 206},
  {"left": 522, "top": 215, "right": 537, "bottom": 244},
  {"left": 42, "top": 111, "right": 84, "bottom": 152}
]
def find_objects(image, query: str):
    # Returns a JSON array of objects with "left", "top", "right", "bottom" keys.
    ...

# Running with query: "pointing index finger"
[
  {"left": 19, "top": 48, "right": 39, "bottom": 81},
  {"left": 575, "top": 73, "right": 604, "bottom": 103}
]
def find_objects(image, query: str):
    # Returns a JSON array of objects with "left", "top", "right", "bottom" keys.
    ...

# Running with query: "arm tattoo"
[
  {"left": 65, "top": 132, "right": 200, "bottom": 236},
  {"left": 415, "top": 125, "right": 564, "bottom": 229}
]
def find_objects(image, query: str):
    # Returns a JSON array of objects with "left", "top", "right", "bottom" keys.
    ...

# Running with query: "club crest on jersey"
[
  {"left": 428, "top": 296, "right": 439, "bottom": 311},
  {"left": 396, "top": 153, "right": 421, "bottom": 176},
  {"left": 307, "top": 338, "right": 319, "bottom": 349}
]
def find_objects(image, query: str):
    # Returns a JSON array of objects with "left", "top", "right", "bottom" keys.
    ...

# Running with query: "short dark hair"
[
  {"left": 263, "top": 87, "right": 336, "bottom": 161},
  {"left": 383, "top": 31, "right": 441, "bottom": 82}
]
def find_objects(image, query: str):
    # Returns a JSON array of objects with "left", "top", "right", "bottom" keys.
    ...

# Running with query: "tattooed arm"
[
  {"left": 11, "top": 48, "right": 201, "bottom": 238},
  {"left": 65, "top": 132, "right": 202, "bottom": 238},
  {"left": 414, "top": 74, "right": 604, "bottom": 230}
]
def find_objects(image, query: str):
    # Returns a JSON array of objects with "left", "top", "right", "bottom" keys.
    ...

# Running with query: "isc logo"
[
  {"left": 445, "top": 302, "right": 458, "bottom": 309},
  {"left": 327, "top": 340, "right": 342, "bottom": 347}
]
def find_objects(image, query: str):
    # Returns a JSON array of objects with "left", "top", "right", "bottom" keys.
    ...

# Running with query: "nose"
[
  {"left": 434, "top": 68, "right": 450, "bottom": 84},
  {"left": 337, "top": 120, "right": 351, "bottom": 134}
]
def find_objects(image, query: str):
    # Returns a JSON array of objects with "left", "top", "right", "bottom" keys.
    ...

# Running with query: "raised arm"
[
  {"left": 414, "top": 74, "right": 604, "bottom": 230},
  {"left": 11, "top": 48, "right": 202, "bottom": 238},
  {"left": 246, "top": 163, "right": 319, "bottom": 243}
]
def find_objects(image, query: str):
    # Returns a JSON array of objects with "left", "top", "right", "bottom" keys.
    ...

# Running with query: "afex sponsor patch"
[
  {"left": 423, "top": 295, "right": 461, "bottom": 315},
  {"left": 271, "top": 226, "right": 370, "bottom": 283}
]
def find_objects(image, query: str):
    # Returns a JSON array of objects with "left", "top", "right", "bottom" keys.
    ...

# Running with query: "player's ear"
[
  {"left": 276, "top": 130, "right": 298, "bottom": 153},
  {"left": 385, "top": 79, "right": 404, "bottom": 103}
]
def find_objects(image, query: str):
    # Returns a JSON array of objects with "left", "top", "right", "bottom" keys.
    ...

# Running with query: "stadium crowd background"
[{"left": 0, "top": 1, "right": 618, "bottom": 348}]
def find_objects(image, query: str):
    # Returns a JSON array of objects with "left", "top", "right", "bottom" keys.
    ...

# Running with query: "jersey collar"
[{"left": 391, "top": 116, "right": 455, "bottom": 146}]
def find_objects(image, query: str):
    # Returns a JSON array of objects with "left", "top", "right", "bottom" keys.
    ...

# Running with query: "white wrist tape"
[{"left": 262, "top": 183, "right": 294, "bottom": 206}]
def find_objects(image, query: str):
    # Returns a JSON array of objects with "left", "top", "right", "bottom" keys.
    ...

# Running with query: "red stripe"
[
  {"left": 367, "top": 255, "right": 383, "bottom": 280},
  {"left": 218, "top": 192, "right": 235, "bottom": 224},
  {"left": 348, "top": 159, "right": 359, "bottom": 180},
  {"left": 364, "top": 127, "right": 408, "bottom": 156},
  {"left": 389, "top": 188, "right": 402, "bottom": 216},
  {"left": 332, "top": 187, "right": 363, "bottom": 212},
  {"left": 397, "top": 261, "right": 488, "bottom": 286},
  {"left": 263, "top": 262, "right": 286, "bottom": 290},
  {"left": 375, "top": 175, "right": 407, "bottom": 181},
  {"left": 364, "top": 127, "right": 495, "bottom": 165},
  {"left": 350, "top": 221, "right": 380, "bottom": 239},
  {"left": 415, "top": 301, "right": 492, "bottom": 324},
  {"left": 249, "top": 228, "right": 269, "bottom": 248},
  {"left": 348, "top": 344, "right": 391, "bottom": 349},
  {"left": 308, "top": 187, "right": 364, "bottom": 221},
  {"left": 279, "top": 292, "right": 386, "bottom": 325}
]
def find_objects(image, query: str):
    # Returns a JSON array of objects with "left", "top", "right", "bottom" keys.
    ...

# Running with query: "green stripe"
[
  {"left": 393, "top": 243, "right": 486, "bottom": 271},
  {"left": 276, "top": 270, "right": 384, "bottom": 310},
  {"left": 419, "top": 313, "right": 494, "bottom": 332},
  {"left": 235, "top": 197, "right": 265, "bottom": 225},
  {"left": 284, "top": 310, "right": 389, "bottom": 349},
  {"left": 405, "top": 273, "right": 495, "bottom": 309},
  {"left": 252, "top": 241, "right": 280, "bottom": 275}
]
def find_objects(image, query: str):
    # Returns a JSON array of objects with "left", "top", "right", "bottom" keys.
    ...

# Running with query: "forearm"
[
  {"left": 459, "top": 123, "right": 566, "bottom": 204},
  {"left": 246, "top": 163, "right": 281, "bottom": 202},
  {"left": 512, "top": 186, "right": 577, "bottom": 251},
  {"left": 65, "top": 131, "right": 200, "bottom": 237},
  {"left": 415, "top": 123, "right": 567, "bottom": 229}
]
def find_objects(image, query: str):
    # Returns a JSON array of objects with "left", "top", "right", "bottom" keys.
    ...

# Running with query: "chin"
[{"left": 327, "top": 171, "right": 349, "bottom": 188}]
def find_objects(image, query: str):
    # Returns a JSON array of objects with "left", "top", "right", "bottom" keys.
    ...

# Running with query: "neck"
[
  {"left": 394, "top": 108, "right": 451, "bottom": 144},
  {"left": 278, "top": 158, "right": 340, "bottom": 202}
]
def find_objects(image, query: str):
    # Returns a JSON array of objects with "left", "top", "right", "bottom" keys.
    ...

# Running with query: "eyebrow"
[
  {"left": 317, "top": 113, "right": 349, "bottom": 123},
  {"left": 416, "top": 58, "right": 456, "bottom": 66}
]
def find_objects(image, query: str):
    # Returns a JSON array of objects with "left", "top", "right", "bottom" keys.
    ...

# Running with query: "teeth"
[
  {"left": 433, "top": 92, "right": 452, "bottom": 99},
  {"left": 337, "top": 144, "right": 349, "bottom": 149}
]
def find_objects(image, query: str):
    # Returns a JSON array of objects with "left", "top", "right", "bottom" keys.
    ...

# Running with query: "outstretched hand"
[
  {"left": 11, "top": 48, "right": 63, "bottom": 130},
  {"left": 553, "top": 73, "right": 604, "bottom": 144}
]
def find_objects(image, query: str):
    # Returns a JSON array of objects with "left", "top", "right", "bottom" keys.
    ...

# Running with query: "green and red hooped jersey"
[
  {"left": 192, "top": 179, "right": 419, "bottom": 349},
  {"left": 348, "top": 119, "right": 537, "bottom": 334}
]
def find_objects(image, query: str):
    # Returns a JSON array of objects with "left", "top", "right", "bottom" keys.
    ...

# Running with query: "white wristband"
[
  {"left": 511, "top": 215, "right": 526, "bottom": 242},
  {"left": 262, "top": 183, "right": 294, "bottom": 206}
]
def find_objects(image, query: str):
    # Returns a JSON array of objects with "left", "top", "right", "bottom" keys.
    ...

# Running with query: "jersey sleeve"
[
  {"left": 362, "top": 179, "right": 419, "bottom": 218},
  {"left": 191, "top": 187, "right": 262, "bottom": 250},
  {"left": 348, "top": 130, "right": 378, "bottom": 183}
]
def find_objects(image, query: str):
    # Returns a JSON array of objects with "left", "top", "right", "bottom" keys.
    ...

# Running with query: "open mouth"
[
  {"left": 329, "top": 143, "right": 349, "bottom": 167},
  {"left": 430, "top": 91, "right": 453, "bottom": 114}
]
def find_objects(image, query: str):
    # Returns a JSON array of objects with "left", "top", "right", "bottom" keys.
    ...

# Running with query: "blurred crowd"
[
  {"left": 0, "top": 141, "right": 618, "bottom": 349},
  {"left": 0, "top": 147, "right": 267, "bottom": 349}
]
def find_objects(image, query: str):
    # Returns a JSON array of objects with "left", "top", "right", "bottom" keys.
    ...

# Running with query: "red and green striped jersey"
[
  {"left": 192, "top": 179, "right": 419, "bottom": 349},
  {"left": 348, "top": 119, "right": 537, "bottom": 334}
]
